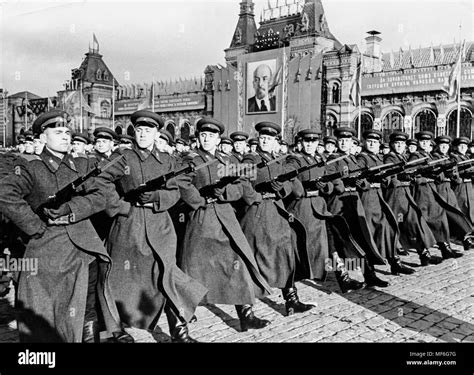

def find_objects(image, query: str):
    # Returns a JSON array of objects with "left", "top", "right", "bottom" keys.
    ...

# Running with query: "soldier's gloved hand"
[
  {"left": 355, "top": 179, "right": 369, "bottom": 191},
  {"left": 417, "top": 177, "right": 428, "bottom": 185},
  {"left": 314, "top": 180, "right": 327, "bottom": 191},
  {"left": 31, "top": 221, "right": 47, "bottom": 239},
  {"left": 212, "top": 186, "right": 226, "bottom": 198},
  {"left": 270, "top": 180, "right": 284, "bottom": 193},
  {"left": 43, "top": 204, "right": 72, "bottom": 220},
  {"left": 138, "top": 191, "right": 158, "bottom": 204}
]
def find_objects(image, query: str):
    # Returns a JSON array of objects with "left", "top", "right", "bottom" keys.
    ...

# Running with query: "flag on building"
[
  {"left": 442, "top": 41, "right": 464, "bottom": 100},
  {"left": 349, "top": 60, "right": 362, "bottom": 107},
  {"left": 137, "top": 82, "right": 154, "bottom": 111}
]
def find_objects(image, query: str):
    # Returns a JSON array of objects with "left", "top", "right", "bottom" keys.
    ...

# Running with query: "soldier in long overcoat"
[
  {"left": 408, "top": 131, "right": 468, "bottom": 259},
  {"left": 285, "top": 129, "right": 366, "bottom": 294},
  {"left": 357, "top": 129, "right": 414, "bottom": 276},
  {"left": 325, "top": 127, "right": 389, "bottom": 288},
  {"left": 240, "top": 122, "right": 315, "bottom": 316},
  {"left": 0, "top": 110, "right": 130, "bottom": 343},
  {"left": 96, "top": 111, "right": 208, "bottom": 342},
  {"left": 178, "top": 117, "right": 272, "bottom": 332},
  {"left": 383, "top": 131, "right": 438, "bottom": 266}
]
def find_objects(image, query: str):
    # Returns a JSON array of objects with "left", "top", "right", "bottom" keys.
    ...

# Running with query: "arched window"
[
  {"left": 383, "top": 111, "right": 403, "bottom": 138},
  {"left": 100, "top": 100, "right": 111, "bottom": 118},
  {"left": 166, "top": 122, "right": 176, "bottom": 140},
  {"left": 126, "top": 125, "right": 135, "bottom": 137},
  {"left": 447, "top": 108, "right": 473, "bottom": 139},
  {"left": 331, "top": 83, "right": 340, "bottom": 104},
  {"left": 181, "top": 121, "right": 191, "bottom": 141},
  {"left": 103, "top": 70, "right": 109, "bottom": 81},
  {"left": 96, "top": 69, "right": 102, "bottom": 81},
  {"left": 354, "top": 113, "right": 374, "bottom": 139},
  {"left": 115, "top": 126, "right": 123, "bottom": 135},
  {"left": 414, "top": 109, "right": 436, "bottom": 135}
]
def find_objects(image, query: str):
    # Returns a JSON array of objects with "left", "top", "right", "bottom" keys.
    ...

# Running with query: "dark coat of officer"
[
  {"left": 356, "top": 150, "right": 399, "bottom": 260},
  {"left": 383, "top": 151, "right": 436, "bottom": 252},
  {"left": 285, "top": 152, "right": 333, "bottom": 280},
  {"left": 325, "top": 152, "right": 385, "bottom": 265},
  {"left": 0, "top": 149, "right": 122, "bottom": 342},
  {"left": 97, "top": 146, "right": 208, "bottom": 329},
  {"left": 408, "top": 150, "right": 472, "bottom": 243},
  {"left": 178, "top": 148, "right": 271, "bottom": 305},
  {"left": 239, "top": 149, "right": 310, "bottom": 287},
  {"left": 450, "top": 150, "right": 474, "bottom": 224}
]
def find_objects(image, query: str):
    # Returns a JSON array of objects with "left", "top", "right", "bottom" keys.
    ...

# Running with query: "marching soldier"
[
  {"left": 23, "top": 132, "right": 35, "bottom": 155},
  {"left": 406, "top": 139, "right": 418, "bottom": 155},
  {"left": 408, "top": 131, "right": 467, "bottom": 259},
  {"left": 316, "top": 139, "right": 326, "bottom": 157},
  {"left": 323, "top": 135, "right": 337, "bottom": 159},
  {"left": 350, "top": 136, "right": 361, "bottom": 156},
  {"left": 71, "top": 133, "right": 90, "bottom": 155},
  {"left": 240, "top": 121, "right": 316, "bottom": 316},
  {"left": 178, "top": 117, "right": 272, "bottom": 332},
  {"left": 91, "top": 127, "right": 117, "bottom": 163},
  {"left": 118, "top": 134, "right": 134, "bottom": 150},
  {"left": 230, "top": 131, "right": 249, "bottom": 163},
  {"left": 96, "top": 110, "right": 208, "bottom": 342},
  {"left": 0, "top": 110, "right": 132, "bottom": 343},
  {"left": 219, "top": 136, "right": 234, "bottom": 155},
  {"left": 285, "top": 129, "right": 365, "bottom": 293},
  {"left": 450, "top": 137, "right": 474, "bottom": 241},
  {"left": 325, "top": 127, "right": 389, "bottom": 288},
  {"left": 357, "top": 130, "right": 414, "bottom": 275},
  {"left": 248, "top": 137, "right": 258, "bottom": 153},
  {"left": 383, "top": 131, "right": 438, "bottom": 266}
]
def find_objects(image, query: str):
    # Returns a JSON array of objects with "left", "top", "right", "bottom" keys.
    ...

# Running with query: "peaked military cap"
[
  {"left": 94, "top": 127, "right": 117, "bottom": 141},
  {"left": 248, "top": 137, "right": 259, "bottom": 146},
  {"left": 220, "top": 136, "right": 232, "bottom": 145},
  {"left": 352, "top": 136, "right": 360, "bottom": 146},
  {"left": 334, "top": 127, "right": 356, "bottom": 138},
  {"left": 280, "top": 140, "right": 289, "bottom": 146},
  {"left": 453, "top": 136, "right": 470, "bottom": 146},
  {"left": 158, "top": 129, "right": 174, "bottom": 144},
  {"left": 380, "top": 143, "right": 390, "bottom": 149},
  {"left": 24, "top": 131, "right": 34, "bottom": 142},
  {"left": 406, "top": 138, "right": 418, "bottom": 147},
  {"left": 298, "top": 129, "right": 321, "bottom": 141},
  {"left": 434, "top": 135, "right": 452, "bottom": 145},
  {"left": 255, "top": 121, "right": 281, "bottom": 136},
  {"left": 73, "top": 133, "right": 90, "bottom": 144},
  {"left": 175, "top": 138, "right": 187, "bottom": 146},
  {"left": 119, "top": 134, "right": 134, "bottom": 144},
  {"left": 415, "top": 131, "right": 434, "bottom": 141},
  {"left": 196, "top": 117, "right": 225, "bottom": 134},
  {"left": 389, "top": 131, "right": 409, "bottom": 142},
  {"left": 323, "top": 135, "right": 337, "bottom": 145},
  {"left": 230, "top": 131, "right": 249, "bottom": 142},
  {"left": 131, "top": 110, "right": 164, "bottom": 129},
  {"left": 32, "top": 110, "right": 71, "bottom": 135},
  {"left": 362, "top": 129, "right": 383, "bottom": 140}
]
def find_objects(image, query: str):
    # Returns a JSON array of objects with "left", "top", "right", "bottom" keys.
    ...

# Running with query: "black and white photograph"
[{"left": 0, "top": 0, "right": 473, "bottom": 371}]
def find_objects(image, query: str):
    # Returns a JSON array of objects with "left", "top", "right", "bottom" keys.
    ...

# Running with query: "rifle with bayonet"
[
  {"left": 199, "top": 153, "right": 288, "bottom": 198},
  {"left": 373, "top": 156, "right": 429, "bottom": 180},
  {"left": 125, "top": 158, "right": 219, "bottom": 202},
  {"left": 37, "top": 154, "right": 125, "bottom": 219},
  {"left": 402, "top": 157, "right": 449, "bottom": 178},
  {"left": 435, "top": 158, "right": 474, "bottom": 176}
]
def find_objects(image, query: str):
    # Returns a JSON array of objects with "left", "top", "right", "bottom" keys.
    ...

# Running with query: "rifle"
[
  {"left": 374, "top": 156, "right": 429, "bottom": 179},
  {"left": 199, "top": 153, "right": 288, "bottom": 198},
  {"left": 125, "top": 158, "right": 219, "bottom": 202},
  {"left": 438, "top": 158, "right": 474, "bottom": 175},
  {"left": 37, "top": 154, "right": 124, "bottom": 218},
  {"left": 403, "top": 157, "right": 449, "bottom": 177}
]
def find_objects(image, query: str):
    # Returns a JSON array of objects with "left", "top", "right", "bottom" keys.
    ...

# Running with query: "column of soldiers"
[{"left": 0, "top": 108, "right": 473, "bottom": 344}]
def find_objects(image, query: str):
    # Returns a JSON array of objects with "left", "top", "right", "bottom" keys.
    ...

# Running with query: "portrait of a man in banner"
[{"left": 247, "top": 59, "right": 281, "bottom": 114}]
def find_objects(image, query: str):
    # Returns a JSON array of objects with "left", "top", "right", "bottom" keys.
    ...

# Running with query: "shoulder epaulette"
[
  {"left": 71, "top": 152, "right": 88, "bottom": 159},
  {"left": 18, "top": 153, "right": 41, "bottom": 162}
]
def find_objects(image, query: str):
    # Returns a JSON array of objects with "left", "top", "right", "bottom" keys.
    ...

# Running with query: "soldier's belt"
[
  {"left": 344, "top": 187, "right": 357, "bottom": 192},
  {"left": 47, "top": 215, "right": 72, "bottom": 226},
  {"left": 261, "top": 192, "right": 277, "bottom": 200},
  {"left": 425, "top": 178, "right": 435, "bottom": 183},
  {"left": 442, "top": 178, "right": 451, "bottom": 182},
  {"left": 133, "top": 202, "right": 154, "bottom": 209},
  {"left": 463, "top": 179, "right": 472, "bottom": 183},
  {"left": 369, "top": 183, "right": 381, "bottom": 189},
  {"left": 397, "top": 181, "right": 411, "bottom": 187},
  {"left": 305, "top": 190, "right": 320, "bottom": 198},
  {"left": 205, "top": 197, "right": 218, "bottom": 204}
]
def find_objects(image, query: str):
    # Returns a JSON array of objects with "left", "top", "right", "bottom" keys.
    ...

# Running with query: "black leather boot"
[
  {"left": 389, "top": 255, "right": 415, "bottom": 276},
  {"left": 438, "top": 242, "right": 463, "bottom": 259},
  {"left": 333, "top": 255, "right": 366, "bottom": 293},
  {"left": 165, "top": 306, "right": 198, "bottom": 343},
  {"left": 282, "top": 287, "right": 315, "bottom": 316},
  {"left": 111, "top": 329, "right": 134, "bottom": 343},
  {"left": 363, "top": 260, "right": 389, "bottom": 288},
  {"left": 418, "top": 248, "right": 441, "bottom": 266},
  {"left": 462, "top": 234, "right": 474, "bottom": 251},
  {"left": 397, "top": 247, "right": 410, "bottom": 256},
  {"left": 235, "top": 305, "right": 271, "bottom": 332},
  {"left": 82, "top": 320, "right": 100, "bottom": 343}
]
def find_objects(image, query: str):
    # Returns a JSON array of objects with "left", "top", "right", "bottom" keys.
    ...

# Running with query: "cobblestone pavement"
[{"left": 0, "top": 244, "right": 472, "bottom": 343}]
